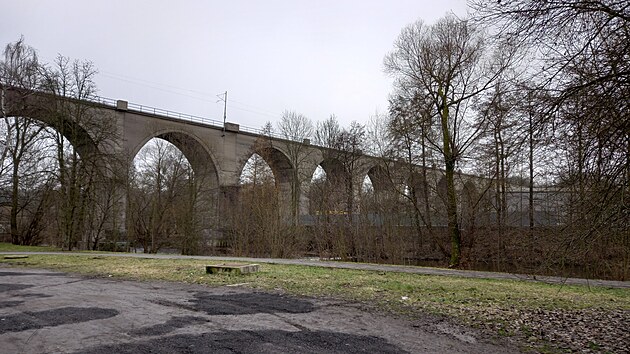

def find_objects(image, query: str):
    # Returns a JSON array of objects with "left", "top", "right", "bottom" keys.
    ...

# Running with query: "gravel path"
[{"left": 1, "top": 251, "right": 628, "bottom": 289}]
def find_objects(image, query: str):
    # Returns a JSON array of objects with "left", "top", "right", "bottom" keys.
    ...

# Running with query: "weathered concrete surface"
[
  {"left": 0, "top": 266, "right": 520, "bottom": 353},
  {"left": 206, "top": 263, "right": 260, "bottom": 275}
]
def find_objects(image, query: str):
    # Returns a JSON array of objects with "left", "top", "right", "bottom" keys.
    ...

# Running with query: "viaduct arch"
[{"left": 3, "top": 89, "right": 490, "bottom": 227}]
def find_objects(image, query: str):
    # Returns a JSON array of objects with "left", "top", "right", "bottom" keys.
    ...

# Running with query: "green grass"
[
  {"left": 1, "top": 253, "right": 627, "bottom": 315},
  {"left": 0, "top": 242, "right": 60, "bottom": 252}
]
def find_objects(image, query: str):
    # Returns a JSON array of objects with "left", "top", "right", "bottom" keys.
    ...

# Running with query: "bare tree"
[
  {"left": 386, "top": 93, "right": 436, "bottom": 252},
  {"left": 469, "top": 0, "right": 628, "bottom": 97},
  {"left": 227, "top": 122, "right": 294, "bottom": 257},
  {"left": 471, "top": 0, "right": 630, "bottom": 279},
  {"left": 313, "top": 115, "right": 346, "bottom": 214},
  {"left": 232, "top": 158, "right": 282, "bottom": 256},
  {"left": 365, "top": 112, "right": 392, "bottom": 158},
  {"left": 315, "top": 118, "right": 367, "bottom": 216},
  {"left": 128, "top": 139, "right": 197, "bottom": 253},
  {"left": 335, "top": 121, "right": 366, "bottom": 216},
  {"left": 476, "top": 79, "right": 521, "bottom": 227},
  {"left": 0, "top": 39, "right": 126, "bottom": 249},
  {"left": 276, "top": 110, "right": 313, "bottom": 225},
  {"left": 0, "top": 38, "right": 52, "bottom": 245},
  {"left": 314, "top": 115, "right": 342, "bottom": 148},
  {"left": 241, "top": 122, "right": 276, "bottom": 187},
  {"left": 384, "top": 15, "right": 514, "bottom": 267},
  {"left": 37, "top": 55, "right": 124, "bottom": 250}
]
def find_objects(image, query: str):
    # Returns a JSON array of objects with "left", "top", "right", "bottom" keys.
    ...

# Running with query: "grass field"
[
  {"left": 0, "top": 243, "right": 60, "bottom": 252},
  {"left": 1, "top": 248, "right": 628, "bottom": 352}
]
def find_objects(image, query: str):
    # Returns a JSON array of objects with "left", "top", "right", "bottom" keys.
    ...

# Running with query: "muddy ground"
[{"left": 0, "top": 266, "right": 519, "bottom": 353}]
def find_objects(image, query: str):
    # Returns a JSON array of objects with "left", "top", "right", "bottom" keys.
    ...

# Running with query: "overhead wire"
[
  {"left": 98, "top": 71, "right": 283, "bottom": 120},
  {"left": 11, "top": 53, "right": 287, "bottom": 121},
  {"left": 101, "top": 70, "right": 211, "bottom": 98}
]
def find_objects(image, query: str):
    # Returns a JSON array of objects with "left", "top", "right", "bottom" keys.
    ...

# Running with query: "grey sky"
[{"left": 1, "top": 0, "right": 468, "bottom": 130}]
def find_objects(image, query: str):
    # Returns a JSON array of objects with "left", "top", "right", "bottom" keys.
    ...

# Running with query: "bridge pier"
[{"left": 2, "top": 88, "right": 495, "bottom": 252}]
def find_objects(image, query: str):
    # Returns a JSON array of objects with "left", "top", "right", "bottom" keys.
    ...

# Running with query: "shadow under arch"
[
  {"left": 130, "top": 129, "right": 220, "bottom": 190},
  {"left": 236, "top": 143, "right": 297, "bottom": 224},
  {"left": 407, "top": 171, "right": 430, "bottom": 205},
  {"left": 317, "top": 157, "right": 348, "bottom": 186},
  {"left": 461, "top": 180, "right": 479, "bottom": 228},
  {"left": 239, "top": 145, "right": 294, "bottom": 186},
  {"left": 366, "top": 164, "right": 394, "bottom": 194},
  {"left": 306, "top": 156, "right": 354, "bottom": 214},
  {"left": 462, "top": 180, "right": 479, "bottom": 205},
  {"left": 4, "top": 97, "right": 102, "bottom": 160}
]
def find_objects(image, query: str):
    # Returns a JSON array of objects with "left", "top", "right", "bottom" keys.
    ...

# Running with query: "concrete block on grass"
[
  {"left": 3, "top": 255, "right": 29, "bottom": 259},
  {"left": 206, "top": 263, "right": 259, "bottom": 275}
]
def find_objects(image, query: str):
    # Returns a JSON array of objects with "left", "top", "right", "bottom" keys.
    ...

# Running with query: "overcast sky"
[{"left": 2, "top": 0, "right": 469, "bottom": 130}]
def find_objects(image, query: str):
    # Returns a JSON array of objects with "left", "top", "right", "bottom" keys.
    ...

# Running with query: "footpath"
[{"left": 1, "top": 251, "right": 628, "bottom": 289}]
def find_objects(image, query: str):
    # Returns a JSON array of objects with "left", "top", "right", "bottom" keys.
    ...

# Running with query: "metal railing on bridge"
[
  {"left": 90, "top": 94, "right": 293, "bottom": 142},
  {"left": 1, "top": 81, "right": 312, "bottom": 144}
]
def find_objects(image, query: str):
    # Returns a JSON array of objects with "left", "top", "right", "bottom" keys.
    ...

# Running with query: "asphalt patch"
[
  {"left": 0, "top": 300, "right": 23, "bottom": 308},
  {"left": 16, "top": 293, "right": 52, "bottom": 298},
  {"left": 189, "top": 292, "right": 317, "bottom": 315},
  {"left": 73, "top": 330, "right": 408, "bottom": 354},
  {"left": 0, "top": 307, "right": 119, "bottom": 334},
  {"left": 0, "top": 271, "right": 65, "bottom": 277},
  {"left": 129, "top": 316, "right": 208, "bottom": 337},
  {"left": 0, "top": 283, "right": 33, "bottom": 292}
]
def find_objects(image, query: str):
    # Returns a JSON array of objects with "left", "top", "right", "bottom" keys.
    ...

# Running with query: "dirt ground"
[{"left": 0, "top": 266, "right": 520, "bottom": 353}]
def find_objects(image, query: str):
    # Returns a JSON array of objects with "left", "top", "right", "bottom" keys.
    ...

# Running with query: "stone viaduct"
[{"left": 3, "top": 89, "right": 484, "bottom": 221}]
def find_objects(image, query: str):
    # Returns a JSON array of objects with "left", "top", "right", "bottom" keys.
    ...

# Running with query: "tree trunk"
[
  {"left": 439, "top": 100, "right": 461, "bottom": 267},
  {"left": 421, "top": 134, "right": 433, "bottom": 237},
  {"left": 528, "top": 112, "right": 534, "bottom": 237},
  {"left": 445, "top": 159, "right": 461, "bottom": 267},
  {"left": 291, "top": 168, "right": 300, "bottom": 226}
]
